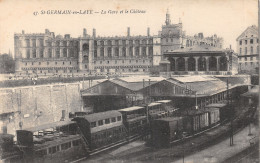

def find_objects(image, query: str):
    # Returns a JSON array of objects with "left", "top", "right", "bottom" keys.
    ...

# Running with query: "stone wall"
[{"left": 0, "top": 83, "right": 82, "bottom": 136}]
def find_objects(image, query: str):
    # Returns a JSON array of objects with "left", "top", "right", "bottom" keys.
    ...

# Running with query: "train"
[{"left": 1, "top": 100, "right": 228, "bottom": 162}]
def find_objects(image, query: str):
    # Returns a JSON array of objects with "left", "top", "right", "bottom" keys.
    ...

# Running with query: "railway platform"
[{"left": 173, "top": 124, "right": 259, "bottom": 163}]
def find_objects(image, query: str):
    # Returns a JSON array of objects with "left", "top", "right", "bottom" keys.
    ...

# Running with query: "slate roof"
[{"left": 165, "top": 44, "right": 229, "bottom": 54}]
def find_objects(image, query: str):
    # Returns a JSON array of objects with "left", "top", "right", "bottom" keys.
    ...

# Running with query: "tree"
[{"left": 0, "top": 54, "right": 15, "bottom": 73}]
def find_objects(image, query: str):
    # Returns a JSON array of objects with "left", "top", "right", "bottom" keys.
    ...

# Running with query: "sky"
[{"left": 0, "top": 0, "right": 258, "bottom": 55}]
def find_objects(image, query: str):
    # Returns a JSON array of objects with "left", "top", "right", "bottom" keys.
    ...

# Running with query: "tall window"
[
  {"left": 129, "top": 47, "right": 133, "bottom": 57},
  {"left": 239, "top": 48, "right": 242, "bottom": 54},
  {"left": 26, "top": 49, "right": 30, "bottom": 58},
  {"left": 32, "top": 39, "right": 36, "bottom": 47},
  {"left": 48, "top": 49, "right": 52, "bottom": 58},
  {"left": 40, "top": 49, "right": 44, "bottom": 58},
  {"left": 142, "top": 47, "right": 146, "bottom": 56},
  {"left": 250, "top": 46, "right": 253, "bottom": 54},
  {"left": 32, "top": 49, "right": 36, "bottom": 58},
  {"left": 135, "top": 47, "right": 139, "bottom": 56},
  {"left": 100, "top": 47, "right": 104, "bottom": 57},
  {"left": 56, "top": 49, "right": 60, "bottom": 58},
  {"left": 26, "top": 39, "right": 30, "bottom": 47},
  {"left": 122, "top": 47, "right": 126, "bottom": 57},
  {"left": 257, "top": 46, "right": 259, "bottom": 54},
  {"left": 115, "top": 47, "right": 119, "bottom": 57},
  {"left": 245, "top": 47, "right": 247, "bottom": 54},
  {"left": 63, "top": 48, "right": 67, "bottom": 57},
  {"left": 245, "top": 40, "right": 247, "bottom": 44},
  {"left": 107, "top": 47, "right": 112, "bottom": 58},
  {"left": 250, "top": 39, "right": 253, "bottom": 44},
  {"left": 239, "top": 40, "right": 242, "bottom": 45}
]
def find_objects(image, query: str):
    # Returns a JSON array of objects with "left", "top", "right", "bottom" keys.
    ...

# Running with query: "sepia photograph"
[{"left": 0, "top": 0, "right": 259, "bottom": 162}]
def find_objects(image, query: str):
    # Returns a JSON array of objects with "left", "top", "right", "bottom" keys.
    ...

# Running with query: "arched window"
[
  {"left": 198, "top": 57, "right": 206, "bottom": 71},
  {"left": 219, "top": 56, "right": 228, "bottom": 71},
  {"left": 188, "top": 57, "right": 195, "bottom": 71},
  {"left": 82, "top": 43, "right": 89, "bottom": 53},
  {"left": 186, "top": 40, "right": 190, "bottom": 47},
  {"left": 169, "top": 58, "right": 175, "bottom": 71},
  {"left": 176, "top": 57, "right": 185, "bottom": 71},
  {"left": 209, "top": 57, "right": 217, "bottom": 71}
]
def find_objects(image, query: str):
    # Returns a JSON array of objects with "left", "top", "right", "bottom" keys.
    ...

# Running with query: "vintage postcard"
[{"left": 0, "top": 0, "right": 259, "bottom": 162}]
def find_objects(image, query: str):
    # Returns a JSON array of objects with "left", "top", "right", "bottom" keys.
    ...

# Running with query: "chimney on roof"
[
  {"left": 230, "top": 45, "right": 232, "bottom": 49},
  {"left": 45, "top": 29, "right": 49, "bottom": 34},
  {"left": 127, "top": 27, "right": 130, "bottom": 37},
  {"left": 22, "top": 30, "right": 25, "bottom": 34},
  {"left": 147, "top": 27, "right": 150, "bottom": 36},
  {"left": 93, "top": 28, "right": 96, "bottom": 38},
  {"left": 83, "top": 28, "right": 87, "bottom": 37}
]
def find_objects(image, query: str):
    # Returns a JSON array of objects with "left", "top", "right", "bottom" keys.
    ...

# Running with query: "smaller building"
[
  {"left": 160, "top": 44, "right": 238, "bottom": 75},
  {"left": 236, "top": 25, "right": 259, "bottom": 74}
]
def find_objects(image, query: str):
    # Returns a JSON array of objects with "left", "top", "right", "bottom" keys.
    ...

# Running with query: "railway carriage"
[
  {"left": 72, "top": 110, "right": 127, "bottom": 151},
  {"left": 182, "top": 109, "right": 210, "bottom": 134},
  {"left": 16, "top": 121, "right": 86, "bottom": 163},
  {"left": 151, "top": 117, "right": 184, "bottom": 148},
  {"left": 118, "top": 106, "right": 148, "bottom": 137}
]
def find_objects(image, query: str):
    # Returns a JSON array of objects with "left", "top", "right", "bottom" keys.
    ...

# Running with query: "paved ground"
[{"left": 173, "top": 124, "right": 259, "bottom": 163}]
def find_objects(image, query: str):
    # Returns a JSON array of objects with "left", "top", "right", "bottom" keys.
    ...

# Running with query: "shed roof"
[
  {"left": 155, "top": 100, "right": 172, "bottom": 103},
  {"left": 148, "top": 102, "right": 161, "bottom": 107},
  {"left": 205, "top": 103, "right": 227, "bottom": 108}
]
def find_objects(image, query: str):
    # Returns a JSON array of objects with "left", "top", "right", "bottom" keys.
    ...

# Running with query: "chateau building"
[
  {"left": 236, "top": 25, "right": 259, "bottom": 74},
  {"left": 14, "top": 10, "right": 223, "bottom": 76}
]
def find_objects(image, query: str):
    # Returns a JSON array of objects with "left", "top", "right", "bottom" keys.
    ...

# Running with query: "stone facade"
[
  {"left": 236, "top": 25, "right": 259, "bottom": 74},
  {"left": 14, "top": 10, "right": 223, "bottom": 76}
]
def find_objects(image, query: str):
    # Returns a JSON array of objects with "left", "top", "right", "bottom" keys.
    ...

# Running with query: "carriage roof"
[
  {"left": 83, "top": 110, "right": 122, "bottom": 123},
  {"left": 118, "top": 106, "right": 145, "bottom": 112}
]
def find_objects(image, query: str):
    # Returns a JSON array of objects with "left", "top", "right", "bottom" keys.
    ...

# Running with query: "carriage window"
[
  {"left": 68, "top": 142, "right": 71, "bottom": 148},
  {"left": 111, "top": 117, "right": 116, "bottom": 122},
  {"left": 105, "top": 118, "right": 110, "bottom": 124},
  {"left": 90, "top": 122, "right": 96, "bottom": 128},
  {"left": 117, "top": 116, "right": 121, "bottom": 121},
  {"left": 56, "top": 145, "right": 60, "bottom": 151},
  {"left": 72, "top": 140, "right": 80, "bottom": 146},
  {"left": 61, "top": 143, "right": 69, "bottom": 150},
  {"left": 98, "top": 120, "right": 103, "bottom": 126},
  {"left": 35, "top": 150, "right": 47, "bottom": 156},
  {"left": 49, "top": 146, "right": 57, "bottom": 154}
]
